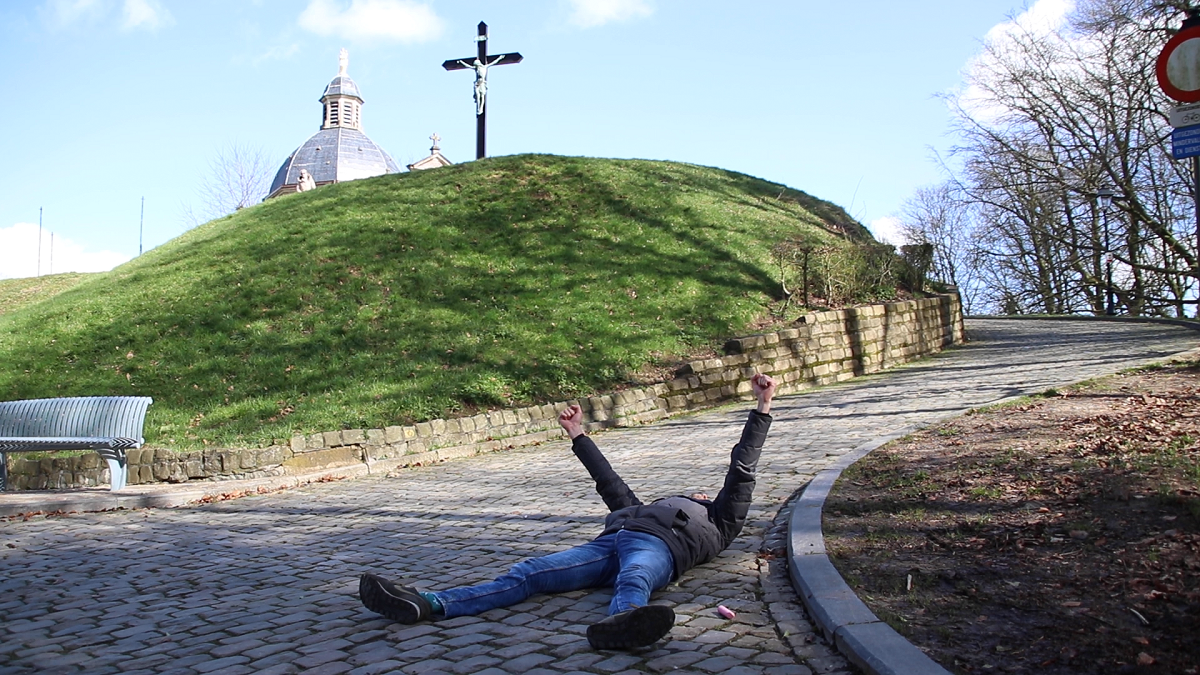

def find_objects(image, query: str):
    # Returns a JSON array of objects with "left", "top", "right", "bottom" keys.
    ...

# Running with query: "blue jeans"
[{"left": 432, "top": 530, "right": 674, "bottom": 619}]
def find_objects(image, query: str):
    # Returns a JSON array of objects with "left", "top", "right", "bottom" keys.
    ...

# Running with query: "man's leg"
[
  {"left": 434, "top": 536, "right": 619, "bottom": 618},
  {"left": 607, "top": 530, "right": 675, "bottom": 614},
  {"left": 361, "top": 536, "right": 620, "bottom": 623},
  {"left": 586, "top": 530, "right": 677, "bottom": 650}
]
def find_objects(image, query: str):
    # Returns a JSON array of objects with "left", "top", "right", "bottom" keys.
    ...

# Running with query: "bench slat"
[
  {"left": 0, "top": 397, "right": 151, "bottom": 440},
  {"left": 0, "top": 437, "right": 141, "bottom": 452}
]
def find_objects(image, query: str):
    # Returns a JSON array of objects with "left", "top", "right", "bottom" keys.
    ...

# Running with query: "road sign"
[
  {"left": 1172, "top": 125, "right": 1200, "bottom": 159},
  {"left": 1158, "top": 26, "right": 1200, "bottom": 102},
  {"left": 1171, "top": 102, "right": 1200, "bottom": 128}
]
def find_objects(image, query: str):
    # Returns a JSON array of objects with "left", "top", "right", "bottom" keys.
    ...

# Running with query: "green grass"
[
  {"left": 0, "top": 273, "right": 94, "bottom": 316},
  {"left": 0, "top": 154, "right": 876, "bottom": 449},
  {"left": 966, "top": 395, "right": 1039, "bottom": 415},
  {"left": 967, "top": 486, "right": 1003, "bottom": 499}
]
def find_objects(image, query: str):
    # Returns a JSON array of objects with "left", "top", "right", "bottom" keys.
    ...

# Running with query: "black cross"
[{"left": 443, "top": 22, "right": 523, "bottom": 160}]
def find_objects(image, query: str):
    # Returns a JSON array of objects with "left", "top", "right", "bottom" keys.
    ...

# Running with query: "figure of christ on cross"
[
  {"left": 443, "top": 21, "right": 522, "bottom": 159},
  {"left": 458, "top": 54, "right": 508, "bottom": 116}
]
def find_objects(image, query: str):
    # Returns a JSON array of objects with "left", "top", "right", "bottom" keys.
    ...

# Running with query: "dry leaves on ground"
[{"left": 824, "top": 362, "right": 1200, "bottom": 675}]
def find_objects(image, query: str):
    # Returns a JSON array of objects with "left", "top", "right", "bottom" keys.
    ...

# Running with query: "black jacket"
[{"left": 571, "top": 410, "right": 772, "bottom": 578}]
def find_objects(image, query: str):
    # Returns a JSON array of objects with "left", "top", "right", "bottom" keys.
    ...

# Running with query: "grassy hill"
[
  {"left": 0, "top": 154, "right": 875, "bottom": 449},
  {"left": 0, "top": 273, "right": 94, "bottom": 316}
]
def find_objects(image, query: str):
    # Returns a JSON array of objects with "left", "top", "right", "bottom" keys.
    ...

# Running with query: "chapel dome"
[
  {"left": 322, "top": 75, "right": 361, "bottom": 100},
  {"left": 268, "top": 128, "right": 401, "bottom": 197},
  {"left": 266, "top": 49, "right": 400, "bottom": 200}
]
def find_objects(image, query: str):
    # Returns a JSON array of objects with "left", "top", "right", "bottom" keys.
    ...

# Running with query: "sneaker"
[
  {"left": 358, "top": 573, "right": 433, "bottom": 623},
  {"left": 586, "top": 605, "right": 675, "bottom": 650}
]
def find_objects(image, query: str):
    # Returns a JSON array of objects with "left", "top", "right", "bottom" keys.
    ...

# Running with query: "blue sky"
[{"left": 0, "top": 0, "right": 1049, "bottom": 280}]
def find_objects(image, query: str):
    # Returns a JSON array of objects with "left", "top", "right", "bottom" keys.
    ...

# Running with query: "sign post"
[
  {"left": 443, "top": 22, "right": 523, "bottom": 160},
  {"left": 1157, "top": 11, "right": 1200, "bottom": 277}
]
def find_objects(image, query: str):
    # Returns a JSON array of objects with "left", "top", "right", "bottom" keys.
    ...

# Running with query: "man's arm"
[
  {"left": 560, "top": 404, "right": 641, "bottom": 512},
  {"left": 710, "top": 374, "right": 776, "bottom": 544}
]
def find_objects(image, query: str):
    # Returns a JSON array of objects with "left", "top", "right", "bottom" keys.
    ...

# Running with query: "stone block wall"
[{"left": 5, "top": 294, "right": 963, "bottom": 490}]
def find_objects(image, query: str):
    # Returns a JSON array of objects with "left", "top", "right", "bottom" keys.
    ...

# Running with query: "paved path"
[{"left": 1, "top": 318, "right": 1197, "bottom": 675}]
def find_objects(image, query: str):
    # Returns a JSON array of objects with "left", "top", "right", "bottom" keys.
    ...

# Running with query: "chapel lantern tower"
[{"left": 322, "top": 48, "right": 363, "bottom": 130}]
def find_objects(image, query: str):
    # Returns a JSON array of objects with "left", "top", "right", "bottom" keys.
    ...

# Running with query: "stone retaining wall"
[{"left": 6, "top": 294, "right": 964, "bottom": 490}]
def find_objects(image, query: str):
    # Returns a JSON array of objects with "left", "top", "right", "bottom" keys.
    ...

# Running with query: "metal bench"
[{"left": 0, "top": 396, "right": 153, "bottom": 491}]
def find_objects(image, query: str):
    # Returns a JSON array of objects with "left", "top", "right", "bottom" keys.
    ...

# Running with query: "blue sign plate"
[{"left": 1172, "top": 124, "right": 1200, "bottom": 159}]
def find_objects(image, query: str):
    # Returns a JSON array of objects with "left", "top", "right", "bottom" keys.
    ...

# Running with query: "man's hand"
[
  {"left": 558, "top": 404, "right": 585, "bottom": 439},
  {"left": 751, "top": 373, "right": 777, "bottom": 414}
]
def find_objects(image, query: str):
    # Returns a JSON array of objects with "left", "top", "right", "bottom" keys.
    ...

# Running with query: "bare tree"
[
  {"left": 182, "top": 143, "right": 274, "bottom": 227},
  {"left": 933, "top": 0, "right": 1200, "bottom": 316},
  {"left": 899, "top": 182, "right": 985, "bottom": 313}
]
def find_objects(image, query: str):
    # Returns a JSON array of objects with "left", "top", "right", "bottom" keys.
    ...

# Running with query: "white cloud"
[
  {"left": 868, "top": 216, "right": 906, "bottom": 247},
  {"left": 956, "top": 0, "right": 1075, "bottom": 119},
  {"left": 42, "top": 0, "right": 170, "bottom": 30},
  {"left": 43, "top": 0, "right": 105, "bottom": 26},
  {"left": 255, "top": 43, "right": 302, "bottom": 64},
  {"left": 121, "top": 0, "right": 172, "bottom": 31},
  {"left": 0, "top": 223, "right": 130, "bottom": 281},
  {"left": 298, "top": 0, "right": 444, "bottom": 42},
  {"left": 983, "top": 0, "right": 1073, "bottom": 44},
  {"left": 568, "top": 0, "right": 653, "bottom": 28}
]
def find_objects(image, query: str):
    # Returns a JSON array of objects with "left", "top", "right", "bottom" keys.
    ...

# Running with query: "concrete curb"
[
  {"left": 787, "top": 429, "right": 955, "bottom": 675},
  {"left": 785, "top": 387, "right": 1047, "bottom": 674},
  {"left": 0, "top": 461, "right": 381, "bottom": 518},
  {"left": 0, "top": 437, "right": 527, "bottom": 518}
]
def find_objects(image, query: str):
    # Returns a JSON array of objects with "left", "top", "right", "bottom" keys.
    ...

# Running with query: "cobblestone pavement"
[{"left": 1, "top": 319, "right": 1197, "bottom": 675}]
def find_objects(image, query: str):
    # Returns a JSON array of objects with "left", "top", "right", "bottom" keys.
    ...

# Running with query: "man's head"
[{"left": 652, "top": 493, "right": 710, "bottom": 505}]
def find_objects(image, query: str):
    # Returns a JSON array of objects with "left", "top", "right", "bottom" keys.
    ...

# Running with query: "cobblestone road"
[{"left": 1, "top": 319, "right": 1197, "bottom": 675}]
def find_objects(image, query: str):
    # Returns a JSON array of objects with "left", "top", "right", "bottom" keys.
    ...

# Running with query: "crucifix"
[{"left": 443, "top": 22, "right": 522, "bottom": 160}]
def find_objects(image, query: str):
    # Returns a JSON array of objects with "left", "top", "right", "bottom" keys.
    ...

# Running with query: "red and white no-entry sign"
[{"left": 1157, "top": 25, "right": 1200, "bottom": 102}]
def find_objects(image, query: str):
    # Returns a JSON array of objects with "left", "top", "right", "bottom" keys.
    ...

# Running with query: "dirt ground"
[{"left": 823, "top": 362, "right": 1200, "bottom": 675}]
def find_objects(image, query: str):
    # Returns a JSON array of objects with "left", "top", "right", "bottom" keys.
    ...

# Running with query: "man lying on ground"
[{"left": 359, "top": 372, "right": 777, "bottom": 650}]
